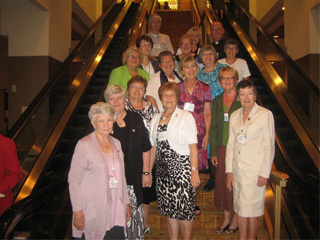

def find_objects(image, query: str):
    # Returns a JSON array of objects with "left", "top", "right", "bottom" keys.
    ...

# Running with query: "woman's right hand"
[
  {"left": 73, "top": 210, "right": 85, "bottom": 231},
  {"left": 211, "top": 156, "right": 218, "bottom": 167},
  {"left": 226, "top": 173, "right": 234, "bottom": 192}
]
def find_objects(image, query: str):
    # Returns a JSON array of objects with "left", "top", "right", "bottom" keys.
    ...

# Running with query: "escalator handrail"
[
  {"left": 14, "top": 0, "right": 135, "bottom": 203},
  {"left": 0, "top": 178, "right": 67, "bottom": 239},
  {"left": 232, "top": 0, "right": 319, "bottom": 97},
  {"left": 7, "top": 0, "right": 118, "bottom": 140}
]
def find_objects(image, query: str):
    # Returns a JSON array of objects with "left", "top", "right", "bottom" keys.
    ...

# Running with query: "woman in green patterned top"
[{"left": 210, "top": 66, "right": 241, "bottom": 234}]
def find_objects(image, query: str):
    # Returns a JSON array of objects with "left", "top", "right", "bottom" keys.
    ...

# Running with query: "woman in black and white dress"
[{"left": 149, "top": 82, "right": 200, "bottom": 239}]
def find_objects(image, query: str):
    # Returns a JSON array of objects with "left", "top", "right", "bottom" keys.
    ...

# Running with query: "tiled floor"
[{"left": 145, "top": 173, "right": 270, "bottom": 239}]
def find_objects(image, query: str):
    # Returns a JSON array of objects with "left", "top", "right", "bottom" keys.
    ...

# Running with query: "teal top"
[
  {"left": 210, "top": 92, "right": 242, "bottom": 157},
  {"left": 108, "top": 65, "right": 150, "bottom": 90}
]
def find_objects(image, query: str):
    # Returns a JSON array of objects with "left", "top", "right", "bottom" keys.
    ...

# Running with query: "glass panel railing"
[
  {"left": 227, "top": 0, "right": 319, "bottom": 149},
  {"left": 9, "top": 1, "right": 125, "bottom": 180}
]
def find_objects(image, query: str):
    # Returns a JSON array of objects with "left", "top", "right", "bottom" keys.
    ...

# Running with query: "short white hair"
[
  {"left": 88, "top": 102, "right": 117, "bottom": 122},
  {"left": 104, "top": 85, "right": 126, "bottom": 102}
]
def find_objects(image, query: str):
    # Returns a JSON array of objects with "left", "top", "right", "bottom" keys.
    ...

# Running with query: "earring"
[{"left": 111, "top": 129, "right": 114, "bottom": 134}]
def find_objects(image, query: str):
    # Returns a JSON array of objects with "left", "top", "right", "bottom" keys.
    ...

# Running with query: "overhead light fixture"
[
  {"left": 273, "top": 35, "right": 279, "bottom": 39},
  {"left": 282, "top": 7, "right": 285, "bottom": 11}
]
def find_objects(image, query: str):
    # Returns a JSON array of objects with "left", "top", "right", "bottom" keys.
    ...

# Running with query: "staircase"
[{"left": 156, "top": 10, "right": 194, "bottom": 52}]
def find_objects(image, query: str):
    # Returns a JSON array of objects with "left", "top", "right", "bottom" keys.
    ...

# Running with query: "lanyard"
[{"left": 96, "top": 134, "right": 116, "bottom": 176}]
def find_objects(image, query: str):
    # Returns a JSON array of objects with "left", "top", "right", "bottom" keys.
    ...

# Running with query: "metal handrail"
[{"left": 233, "top": 0, "right": 319, "bottom": 96}]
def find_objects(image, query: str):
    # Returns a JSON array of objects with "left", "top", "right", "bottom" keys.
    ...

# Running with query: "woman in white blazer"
[
  {"left": 225, "top": 80, "right": 275, "bottom": 239},
  {"left": 149, "top": 82, "right": 200, "bottom": 240}
]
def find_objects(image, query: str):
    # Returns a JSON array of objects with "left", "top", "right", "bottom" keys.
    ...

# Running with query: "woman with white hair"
[
  {"left": 68, "top": 102, "right": 130, "bottom": 240},
  {"left": 104, "top": 85, "right": 152, "bottom": 239},
  {"left": 108, "top": 47, "right": 149, "bottom": 90}
]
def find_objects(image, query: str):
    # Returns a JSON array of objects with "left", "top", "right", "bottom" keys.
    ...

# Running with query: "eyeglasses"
[
  {"left": 127, "top": 55, "right": 140, "bottom": 60},
  {"left": 220, "top": 76, "right": 236, "bottom": 80},
  {"left": 202, "top": 53, "right": 214, "bottom": 56},
  {"left": 140, "top": 43, "right": 152, "bottom": 47},
  {"left": 161, "top": 59, "right": 174, "bottom": 64},
  {"left": 130, "top": 85, "right": 145, "bottom": 91},
  {"left": 212, "top": 27, "right": 223, "bottom": 31}
]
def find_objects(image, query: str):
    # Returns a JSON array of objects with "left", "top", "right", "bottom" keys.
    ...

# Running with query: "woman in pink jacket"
[{"left": 68, "top": 102, "right": 131, "bottom": 240}]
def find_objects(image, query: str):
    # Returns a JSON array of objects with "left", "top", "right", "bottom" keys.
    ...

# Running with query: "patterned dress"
[
  {"left": 155, "top": 124, "right": 195, "bottom": 220},
  {"left": 125, "top": 98, "right": 158, "bottom": 132},
  {"left": 197, "top": 63, "right": 227, "bottom": 100},
  {"left": 178, "top": 80, "right": 212, "bottom": 170}
]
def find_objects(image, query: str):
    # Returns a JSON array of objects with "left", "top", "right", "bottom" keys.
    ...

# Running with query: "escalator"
[
  {"left": 0, "top": 1, "right": 154, "bottom": 238},
  {"left": 198, "top": 1, "right": 319, "bottom": 238}
]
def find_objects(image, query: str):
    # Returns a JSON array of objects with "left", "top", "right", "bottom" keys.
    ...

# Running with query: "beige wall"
[
  {"left": 285, "top": 0, "right": 319, "bottom": 60},
  {"left": 48, "top": 0, "right": 72, "bottom": 61},
  {"left": 0, "top": 0, "right": 49, "bottom": 56},
  {"left": 76, "top": 0, "right": 102, "bottom": 22},
  {"left": 249, "top": 0, "right": 278, "bottom": 21}
]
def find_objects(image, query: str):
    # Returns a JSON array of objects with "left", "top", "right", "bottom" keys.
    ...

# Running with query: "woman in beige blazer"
[{"left": 225, "top": 80, "right": 275, "bottom": 239}]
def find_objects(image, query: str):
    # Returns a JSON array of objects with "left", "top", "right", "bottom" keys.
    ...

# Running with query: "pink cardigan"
[{"left": 68, "top": 133, "right": 130, "bottom": 240}]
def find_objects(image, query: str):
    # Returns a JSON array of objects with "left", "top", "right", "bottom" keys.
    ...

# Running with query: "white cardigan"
[{"left": 150, "top": 107, "right": 198, "bottom": 155}]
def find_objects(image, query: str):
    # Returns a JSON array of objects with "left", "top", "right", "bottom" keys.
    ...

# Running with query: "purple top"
[{"left": 178, "top": 80, "right": 212, "bottom": 170}]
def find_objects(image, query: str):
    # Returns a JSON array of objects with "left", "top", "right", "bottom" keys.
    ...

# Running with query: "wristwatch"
[{"left": 142, "top": 172, "right": 150, "bottom": 175}]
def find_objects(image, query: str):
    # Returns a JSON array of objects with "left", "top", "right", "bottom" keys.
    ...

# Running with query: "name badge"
[
  {"left": 158, "top": 131, "right": 168, "bottom": 142},
  {"left": 224, "top": 113, "right": 229, "bottom": 122},
  {"left": 236, "top": 134, "right": 246, "bottom": 144},
  {"left": 154, "top": 43, "right": 160, "bottom": 49},
  {"left": 109, "top": 176, "right": 118, "bottom": 189},
  {"left": 184, "top": 102, "right": 195, "bottom": 112}
]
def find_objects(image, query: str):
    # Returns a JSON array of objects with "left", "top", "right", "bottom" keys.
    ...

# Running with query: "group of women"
[{"left": 68, "top": 24, "right": 275, "bottom": 240}]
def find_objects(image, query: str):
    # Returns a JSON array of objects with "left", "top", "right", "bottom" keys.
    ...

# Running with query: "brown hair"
[
  {"left": 158, "top": 82, "right": 180, "bottom": 100},
  {"left": 127, "top": 75, "right": 147, "bottom": 91}
]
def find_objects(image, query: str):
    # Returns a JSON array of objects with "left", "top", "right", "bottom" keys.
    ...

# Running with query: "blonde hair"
[
  {"left": 178, "top": 56, "right": 198, "bottom": 77},
  {"left": 122, "top": 47, "right": 141, "bottom": 65},
  {"left": 187, "top": 26, "right": 202, "bottom": 40}
]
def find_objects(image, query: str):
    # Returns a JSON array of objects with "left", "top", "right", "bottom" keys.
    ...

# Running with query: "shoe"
[
  {"left": 225, "top": 227, "right": 238, "bottom": 234},
  {"left": 194, "top": 205, "right": 201, "bottom": 215},
  {"left": 203, "top": 179, "right": 214, "bottom": 191},
  {"left": 216, "top": 223, "right": 230, "bottom": 234},
  {"left": 144, "top": 227, "right": 152, "bottom": 234}
]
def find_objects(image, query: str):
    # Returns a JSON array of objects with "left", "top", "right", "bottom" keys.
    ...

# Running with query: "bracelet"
[
  {"left": 191, "top": 167, "right": 198, "bottom": 171},
  {"left": 142, "top": 172, "right": 150, "bottom": 175}
]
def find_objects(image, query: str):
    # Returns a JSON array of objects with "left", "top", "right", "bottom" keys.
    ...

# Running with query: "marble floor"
[{"left": 145, "top": 173, "right": 270, "bottom": 239}]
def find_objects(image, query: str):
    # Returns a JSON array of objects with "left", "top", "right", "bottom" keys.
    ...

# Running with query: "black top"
[
  {"left": 211, "top": 38, "right": 227, "bottom": 59},
  {"left": 111, "top": 110, "right": 152, "bottom": 205}
]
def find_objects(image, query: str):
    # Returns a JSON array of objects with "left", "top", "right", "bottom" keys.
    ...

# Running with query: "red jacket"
[{"left": 0, "top": 134, "right": 22, "bottom": 216}]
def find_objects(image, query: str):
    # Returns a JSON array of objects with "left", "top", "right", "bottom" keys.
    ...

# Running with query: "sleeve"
[
  {"left": 204, "top": 83, "right": 213, "bottom": 102},
  {"left": 182, "top": 112, "right": 198, "bottom": 145},
  {"left": 210, "top": 99, "right": 219, "bottom": 157},
  {"left": 166, "top": 35, "right": 174, "bottom": 54},
  {"left": 225, "top": 113, "right": 237, "bottom": 173},
  {"left": 137, "top": 115, "right": 152, "bottom": 152},
  {"left": 108, "top": 68, "right": 120, "bottom": 86},
  {"left": 68, "top": 140, "right": 88, "bottom": 212},
  {"left": 149, "top": 117, "right": 157, "bottom": 147},
  {"left": 139, "top": 69, "right": 150, "bottom": 83},
  {"left": 0, "top": 139, "right": 22, "bottom": 193},
  {"left": 259, "top": 110, "right": 275, "bottom": 178},
  {"left": 242, "top": 60, "right": 251, "bottom": 78},
  {"left": 145, "top": 76, "right": 159, "bottom": 99}
]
